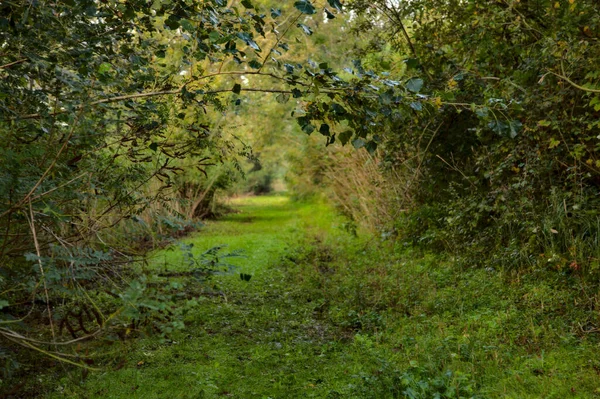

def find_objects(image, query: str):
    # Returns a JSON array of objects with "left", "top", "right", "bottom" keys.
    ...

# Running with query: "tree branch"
[
  {"left": 547, "top": 71, "right": 600, "bottom": 93},
  {"left": 0, "top": 59, "right": 27, "bottom": 69},
  {"left": 6, "top": 71, "right": 325, "bottom": 121}
]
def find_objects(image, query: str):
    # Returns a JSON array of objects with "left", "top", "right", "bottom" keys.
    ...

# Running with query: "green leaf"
[
  {"left": 406, "top": 78, "right": 424, "bottom": 93},
  {"left": 271, "top": 8, "right": 282, "bottom": 18},
  {"left": 537, "top": 120, "right": 552, "bottom": 127},
  {"left": 292, "top": 88, "right": 302, "bottom": 98},
  {"left": 297, "top": 23, "right": 313, "bottom": 36},
  {"left": 0, "top": 300, "right": 9, "bottom": 310},
  {"left": 509, "top": 120, "right": 522, "bottom": 139},
  {"left": 248, "top": 60, "right": 262, "bottom": 69},
  {"left": 403, "top": 58, "right": 420, "bottom": 70},
  {"left": 339, "top": 131, "right": 353, "bottom": 145},
  {"left": 232, "top": 83, "right": 242, "bottom": 94},
  {"left": 409, "top": 102, "right": 422, "bottom": 111},
  {"left": 179, "top": 19, "right": 195, "bottom": 32},
  {"left": 327, "top": 0, "right": 343, "bottom": 11},
  {"left": 149, "top": 142, "right": 158, "bottom": 152},
  {"left": 98, "top": 62, "right": 112, "bottom": 74},
  {"left": 326, "top": 134, "right": 336, "bottom": 146},
  {"left": 331, "top": 103, "right": 346, "bottom": 115},
  {"left": 366, "top": 141, "right": 377, "bottom": 154},
  {"left": 241, "top": 0, "right": 254, "bottom": 9},
  {"left": 276, "top": 93, "right": 290, "bottom": 103},
  {"left": 319, "top": 123, "right": 330, "bottom": 136},
  {"left": 240, "top": 273, "right": 252, "bottom": 282},
  {"left": 297, "top": 116, "right": 314, "bottom": 134},
  {"left": 352, "top": 138, "right": 365, "bottom": 149},
  {"left": 209, "top": 31, "right": 222, "bottom": 43},
  {"left": 294, "top": 0, "right": 316, "bottom": 14},
  {"left": 165, "top": 15, "right": 180, "bottom": 29},
  {"left": 236, "top": 32, "right": 261, "bottom": 51},
  {"left": 302, "top": 124, "right": 315, "bottom": 134},
  {"left": 324, "top": 8, "right": 335, "bottom": 19},
  {"left": 475, "top": 107, "right": 489, "bottom": 118}
]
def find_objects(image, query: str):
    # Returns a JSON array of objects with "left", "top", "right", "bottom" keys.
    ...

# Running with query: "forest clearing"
[{"left": 3, "top": 0, "right": 600, "bottom": 397}]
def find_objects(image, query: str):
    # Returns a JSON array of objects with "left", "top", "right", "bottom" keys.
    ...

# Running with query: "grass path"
[
  {"left": 57, "top": 195, "right": 361, "bottom": 398},
  {"left": 51, "top": 195, "right": 600, "bottom": 398}
]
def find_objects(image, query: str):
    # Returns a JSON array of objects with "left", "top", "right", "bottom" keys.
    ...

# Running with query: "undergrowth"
[{"left": 18, "top": 195, "right": 600, "bottom": 398}]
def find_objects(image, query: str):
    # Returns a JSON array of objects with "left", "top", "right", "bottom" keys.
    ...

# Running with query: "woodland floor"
[{"left": 35, "top": 195, "right": 600, "bottom": 398}]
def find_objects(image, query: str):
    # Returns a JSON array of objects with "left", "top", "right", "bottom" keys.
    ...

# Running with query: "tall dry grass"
[{"left": 323, "top": 146, "right": 412, "bottom": 234}]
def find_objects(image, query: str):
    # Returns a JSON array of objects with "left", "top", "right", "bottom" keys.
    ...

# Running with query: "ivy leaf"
[
  {"left": 241, "top": 0, "right": 254, "bottom": 9},
  {"left": 297, "top": 23, "right": 313, "bottom": 36},
  {"left": 327, "top": 0, "right": 343, "bottom": 11},
  {"left": 475, "top": 107, "right": 489, "bottom": 118},
  {"left": 232, "top": 83, "right": 242, "bottom": 94},
  {"left": 271, "top": 8, "right": 282, "bottom": 18},
  {"left": 292, "top": 88, "right": 302, "bottom": 98},
  {"left": 149, "top": 142, "right": 158, "bottom": 152},
  {"left": 319, "top": 123, "right": 330, "bottom": 136},
  {"left": 324, "top": 8, "right": 335, "bottom": 19},
  {"left": 406, "top": 78, "right": 424, "bottom": 93},
  {"left": 509, "top": 120, "right": 522, "bottom": 139},
  {"left": 294, "top": 1, "right": 316, "bottom": 14},
  {"left": 0, "top": 300, "right": 9, "bottom": 310}
]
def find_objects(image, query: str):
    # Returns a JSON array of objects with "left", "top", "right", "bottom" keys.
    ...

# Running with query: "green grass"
[{"left": 43, "top": 195, "right": 600, "bottom": 398}]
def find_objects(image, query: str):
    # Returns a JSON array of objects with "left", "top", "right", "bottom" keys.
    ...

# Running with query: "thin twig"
[
  {"left": 0, "top": 326, "right": 102, "bottom": 346},
  {"left": 7, "top": 71, "right": 323, "bottom": 121},
  {"left": 258, "top": 11, "right": 304, "bottom": 73},
  {"left": 436, "top": 154, "right": 475, "bottom": 187},
  {"left": 2, "top": 333, "right": 99, "bottom": 370},
  {"left": 29, "top": 172, "right": 89, "bottom": 203},
  {"left": 26, "top": 200, "right": 56, "bottom": 344},
  {"left": 547, "top": 71, "right": 600, "bottom": 93},
  {"left": 0, "top": 58, "right": 27, "bottom": 69}
]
